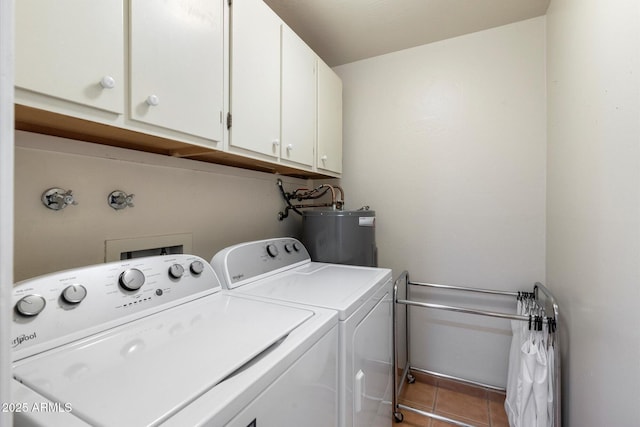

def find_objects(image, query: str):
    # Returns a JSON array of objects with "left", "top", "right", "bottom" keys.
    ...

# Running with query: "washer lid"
[
  {"left": 13, "top": 294, "right": 313, "bottom": 427},
  {"left": 234, "top": 263, "right": 391, "bottom": 320}
]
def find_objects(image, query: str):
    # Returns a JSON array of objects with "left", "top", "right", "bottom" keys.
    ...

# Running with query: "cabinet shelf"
[{"left": 15, "top": 105, "right": 334, "bottom": 179}]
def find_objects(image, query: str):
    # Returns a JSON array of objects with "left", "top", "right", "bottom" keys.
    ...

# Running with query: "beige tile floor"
[{"left": 393, "top": 373, "right": 509, "bottom": 427}]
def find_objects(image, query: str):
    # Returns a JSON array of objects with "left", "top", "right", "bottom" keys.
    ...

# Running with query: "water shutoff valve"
[
  {"left": 108, "top": 190, "right": 135, "bottom": 210},
  {"left": 41, "top": 188, "right": 78, "bottom": 211}
]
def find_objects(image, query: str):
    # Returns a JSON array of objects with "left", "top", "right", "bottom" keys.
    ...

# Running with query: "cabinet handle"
[
  {"left": 146, "top": 95, "right": 160, "bottom": 106},
  {"left": 100, "top": 76, "right": 116, "bottom": 89}
]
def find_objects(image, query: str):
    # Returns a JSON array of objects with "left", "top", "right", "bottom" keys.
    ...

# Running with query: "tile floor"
[{"left": 393, "top": 372, "right": 509, "bottom": 427}]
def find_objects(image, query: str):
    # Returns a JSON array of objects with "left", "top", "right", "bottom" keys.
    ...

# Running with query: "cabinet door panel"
[
  {"left": 317, "top": 60, "right": 343, "bottom": 174},
  {"left": 16, "top": 0, "right": 124, "bottom": 114},
  {"left": 281, "top": 27, "right": 316, "bottom": 167},
  {"left": 230, "top": 0, "right": 281, "bottom": 157},
  {"left": 130, "top": 0, "right": 223, "bottom": 142}
]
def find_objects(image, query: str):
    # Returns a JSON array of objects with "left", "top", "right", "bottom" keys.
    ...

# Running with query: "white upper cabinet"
[
  {"left": 281, "top": 26, "right": 316, "bottom": 167},
  {"left": 15, "top": 0, "right": 124, "bottom": 115},
  {"left": 14, "top": 0, "right": 340, "bottom": 177},
  {"left": 130, "top": 0, "right": 224, "bottom": 142},
  {"left": 317, "top": 59, "right": 343, "bottom": 174},
  {"left": 230, "top": 1, "right": 337, "bottom": 173},
  {"left": 230, "top": 0, "right": 281, "bottom": 158}
]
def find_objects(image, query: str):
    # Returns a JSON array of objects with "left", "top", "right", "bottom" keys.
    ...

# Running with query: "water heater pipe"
[{"left": 277, "top": 179, "right": 344, "bottom": 220}]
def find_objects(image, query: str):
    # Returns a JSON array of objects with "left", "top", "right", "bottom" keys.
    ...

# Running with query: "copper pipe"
[{"left": 319, "top": 184, "right": 337, "bottom": 208}]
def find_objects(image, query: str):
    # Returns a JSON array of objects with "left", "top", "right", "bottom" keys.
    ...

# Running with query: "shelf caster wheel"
[
  {"left": 407, "top": 374, "right": 416, "bottom": 384},
  {"left": 394, "top": 412, "right": 404, "bottom": 423}
]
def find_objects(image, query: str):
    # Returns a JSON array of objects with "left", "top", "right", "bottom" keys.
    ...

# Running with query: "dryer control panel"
[
  {"left": 11, "top": 254, "right": 221, "bottom": 360},
  {"left": 211, "top": 238, "right": 311, "bottom": 289}
]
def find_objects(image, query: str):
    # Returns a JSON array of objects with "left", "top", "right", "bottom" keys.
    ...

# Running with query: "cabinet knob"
[
  {"left": 146, "top": 95, "right": 160, "bottom": 106},
  {"left": 272, "top": 139, "right": 280, "bottom": 147},
  {"left": 100, "top": 76, "right": 116, "bottom": 89},
  {"left": 321, "top": 155, "right": 328, "bottom": 161},
  {"left": 286, "top": 144, "right": 294, "bottom": 151}
]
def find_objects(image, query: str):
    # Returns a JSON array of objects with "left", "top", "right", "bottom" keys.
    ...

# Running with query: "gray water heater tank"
[{"left": 301, "top": 208, "right": 377, "bottom": 267}]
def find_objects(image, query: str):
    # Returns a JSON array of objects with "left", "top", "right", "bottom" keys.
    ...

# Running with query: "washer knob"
[
  {"left": 190, "top": 260, "right": 204, "bottom": 275},
  {"left": 266, "top": 244, "right": 279, "bottom": 258},
  {"left": 292, "top": 242, "right": 301, "bottom": 252},
  {"left": 169, "top": 264, "right": 184, "bottom": 279},
  {"left": 15, "top": 295, "right": 47, "bottom": 316},
  {"left": 62, "top": 285, "right": 87, "bottom": 304},
  {"left": 119, "top": 268, "right": 145, "bottom": 291},
  {"left": 284, "top": 243, "right": 293, "bottom": 253}
]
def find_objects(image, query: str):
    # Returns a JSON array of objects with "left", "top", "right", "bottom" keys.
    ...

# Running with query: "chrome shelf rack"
[{"left": 392, "top": 271, "right": 561, "bottom": 426}]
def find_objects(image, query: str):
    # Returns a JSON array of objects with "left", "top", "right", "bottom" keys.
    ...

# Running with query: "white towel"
[
  {"left": 533, "top": 335, "right": 548, "bottom": 427},
  {"left": 547, "top": 344, "right": 555, "bottom": 427},
  {"left": 518, "top": 334, "right": 537, "bottom": 427},
  {"left": 505, "top": 300, "right": 524, "bottom": 425}
]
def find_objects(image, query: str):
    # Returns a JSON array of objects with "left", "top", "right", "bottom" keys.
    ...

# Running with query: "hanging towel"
[
  {"left": 547, "top": 344, "right": 555, "bottom": 427},
  {"left": 505, "top": 300, "right": 524, "bottom": 426},
  {"left": 518, "top": 334, "right": 537, "bottom": 427},
  {"left": 505, "top": 297, "right": 556, "bottom": 427},
  {"left": 532, "top": 334, "right": 548, "bottom": 427}
]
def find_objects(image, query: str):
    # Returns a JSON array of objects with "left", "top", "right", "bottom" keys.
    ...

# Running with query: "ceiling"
[{"left": 263, "top": 0, "right": 550, "bottom": 67}]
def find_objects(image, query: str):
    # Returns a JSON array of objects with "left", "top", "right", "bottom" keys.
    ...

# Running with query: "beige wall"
[
  {"left": 334, "top": 17, "right": 547, "bottom": 386},
  {"left": 546, "top": 0, "right": 640, "bottom": 425},
  {"left": 14, "top": 131, "right": 304, "bottom": 282}
]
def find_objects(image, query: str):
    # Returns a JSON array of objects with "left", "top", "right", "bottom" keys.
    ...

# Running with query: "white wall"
[
  {"left": 335, "top": 17, "right": 547, "bottom": 386},
  {"left": 14, "top": 131, "right": 304, "bottom": 282},
  {"left": 0, "top": 0, "right": 14, "bottom": 423},
  {"left": 546, "top": 0, "right": 640, "bottom": 426}
]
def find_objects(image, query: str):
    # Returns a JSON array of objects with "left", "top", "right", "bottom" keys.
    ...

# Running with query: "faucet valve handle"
[
  {"left": 109, "top": 190, "right": 135, "bottom": 210},
  {"left": 42, "top": 188, "right": 78, "bottom": 211}
]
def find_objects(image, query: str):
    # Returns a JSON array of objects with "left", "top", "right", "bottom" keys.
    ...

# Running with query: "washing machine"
[
  {"left": 10, "top": 254, "right": 338, "bottom": 426},
  {"left": 211, "top": 237, "right": 393, "bottom": 427}
]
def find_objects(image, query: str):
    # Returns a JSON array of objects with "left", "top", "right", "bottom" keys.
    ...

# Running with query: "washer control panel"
[
  {"left": 211, "top": 238, "right": 311, "bottom": 289},
  {"left": 11, "top": 255, "right": 219, "bottom": 360}
]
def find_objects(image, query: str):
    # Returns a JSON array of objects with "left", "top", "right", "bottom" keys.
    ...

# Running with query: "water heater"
[{"left": 301, "top": 208, "right": 377, "bottom": 267}]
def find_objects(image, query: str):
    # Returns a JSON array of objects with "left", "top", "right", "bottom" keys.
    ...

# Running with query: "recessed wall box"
[{"left": 105, "top": 233, "right": 192, "bottom": 262}]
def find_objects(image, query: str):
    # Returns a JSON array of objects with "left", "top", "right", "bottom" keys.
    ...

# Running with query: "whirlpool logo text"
[{"left": 12, "top": 332, "right": 37, "bottom": 348}]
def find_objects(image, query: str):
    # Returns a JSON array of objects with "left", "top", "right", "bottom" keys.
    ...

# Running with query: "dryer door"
[{"left": 351, "top": 288, "right": 393, "bottom": 427}]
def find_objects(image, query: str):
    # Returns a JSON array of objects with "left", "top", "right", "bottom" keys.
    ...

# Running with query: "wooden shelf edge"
[{"left": 15, "top": 105, "right": 335, "bottom": 179}]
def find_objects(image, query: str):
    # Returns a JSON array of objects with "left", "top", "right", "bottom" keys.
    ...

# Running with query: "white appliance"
[
  {"left": 211, "top": 238, "right": 393, "bottom": 427},
  {"left": 10, "top": 254, "right": 338, "bottom": 427}
]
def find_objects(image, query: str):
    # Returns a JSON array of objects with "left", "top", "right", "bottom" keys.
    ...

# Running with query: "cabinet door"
[
  {"left": 130, "top": 0, "right": 223, "bottom": 142},
  {"left": 281, "top": 26, "right": 316, "bottom": 167},
  {"left": 15, "top": 0, "right": 124, "bottom": 114},
  {"left": 317, "top": 60, "right": 343, "bottom": 174},
  {"left": 230, "top": 0, "right": 281, "bottom": 157}
]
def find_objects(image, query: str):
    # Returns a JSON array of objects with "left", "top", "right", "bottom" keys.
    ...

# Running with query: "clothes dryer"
[
  {"left": 211, "top": 238, "right": 393, "bottom": 427},
  {"left": 10, "top": 255, "right": 338, "bottom": 426}
]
